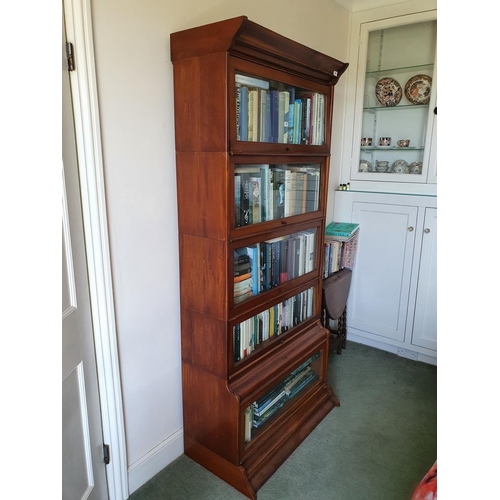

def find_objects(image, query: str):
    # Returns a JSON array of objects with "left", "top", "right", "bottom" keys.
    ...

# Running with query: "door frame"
[{"left": 63, "top": 0, "right": 128, "bottom": 498}]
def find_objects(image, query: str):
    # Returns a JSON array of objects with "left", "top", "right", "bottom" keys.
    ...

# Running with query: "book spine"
[
  {"left": 240, "top": 86, "right": 248, "bottom": 141},
  {"left": 235, "top": 84, "right": 241, "bottom": 141},
  {"left": 241, "top": 174, "right": 250, "bottom": 226},
  {"left": 234, "top": 175, "right": 241, "bottom": 227},
  {"left": 234, "top": 324, "right": 241, "bottom": 362},
  {"left": 260, "top": 165, "right": 269, "bottom": 222},
  {"left": 250, "top": 177, "right": 261, "bottom": 224},
  {"left": 270, "top": 90, "right": 279, "bottom": 144}
]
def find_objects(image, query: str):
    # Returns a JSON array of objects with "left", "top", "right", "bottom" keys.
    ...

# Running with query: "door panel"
[
  {"left": 62, "top": 10, "right": 108, "bottom": 499},
  {"left": 348, "top": 202, "right": 417, "bottom": 342},
  {"left": 411, "top": 208, "right": 437, "bottom": 350}
]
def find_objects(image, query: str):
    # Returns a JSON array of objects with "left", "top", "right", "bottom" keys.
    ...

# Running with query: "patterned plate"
[
  {"left": 391, "top": 159, "right": 409, "bottom": 174},
  {"left": 375, "top": 78, "right": 403, "bottom": 107},
  {"left": 405, "top": 74, "right": 432, "bottom": 105}
]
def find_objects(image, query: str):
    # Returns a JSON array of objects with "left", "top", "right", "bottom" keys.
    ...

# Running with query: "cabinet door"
[
  {"left": 348, "top": 202, "right": 417, "bottom": 342},
  {"left": 411, "top": 208, "right": 437, "bottom": 350}
]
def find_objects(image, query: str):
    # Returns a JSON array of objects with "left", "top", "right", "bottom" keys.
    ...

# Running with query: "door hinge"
[
  {"left": 103, "top": 444, "right": 110, "bottom": 465},
  {"left": 66, "top": 42, "right": 75, "bottom": 72}
]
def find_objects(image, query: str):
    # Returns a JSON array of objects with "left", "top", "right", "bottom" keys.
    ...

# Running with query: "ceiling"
[{"left": 334, "top": 0, "right": 414, "bottom": 13}]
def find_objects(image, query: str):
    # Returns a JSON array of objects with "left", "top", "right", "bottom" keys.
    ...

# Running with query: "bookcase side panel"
[
  {"left": 179, "top": 233, "right": 228, "bottom": 320},
  {"left": 182, "top": 363, "right": 240, "bottom": 464},
  {"left": 176, "top": 152, "right": 228, "bottom": 239},
  {"left": 172, "top": 53, "right": 228, "bottom": 153},
  {"left": 181, "top": 307, "right": 228, "bottom": 379}
]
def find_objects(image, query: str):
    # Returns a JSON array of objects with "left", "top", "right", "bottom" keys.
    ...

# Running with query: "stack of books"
[{"left": 323, "top": 222, "right": 359, "bottom": 277}]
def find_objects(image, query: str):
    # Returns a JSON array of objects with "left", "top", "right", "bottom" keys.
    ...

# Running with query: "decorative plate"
[
  {"left": 375, "top": 78, "right": 403, "bottom": 107},
  {"left": 359, "top": 160, "right": 372, "bottom": 172},
  {"left": 391, "top": 159, "right": 409, "bottom": 174},
  {"left": 405, "top": 74, "right": 432, "bottom": 105},
  {"left": 409, "top": 161, "right": 423, "bottom": 174}
]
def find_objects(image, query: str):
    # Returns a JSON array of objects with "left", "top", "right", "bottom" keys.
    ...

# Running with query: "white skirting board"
[
  {"left": 347, "top": 331, "right": 437, "bottom": 366},
  {"left": 128, "top": 428, "right": 184, "bottom": 494}
]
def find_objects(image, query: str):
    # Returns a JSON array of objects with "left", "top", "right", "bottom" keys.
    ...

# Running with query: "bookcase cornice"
[{"left": 171, "top": 16, "right": 348, "bottom": 86}]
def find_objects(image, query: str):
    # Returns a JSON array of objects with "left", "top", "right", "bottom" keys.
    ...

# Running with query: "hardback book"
[
  {"left": 235, "top": 85, "right": 241, "bottom": 141},
  {"left": 234, "top": 175, "right": 241, "bottom": 226},
  {"left": 259, "top": 90, "right": 267, "bottom": 142},
  {"left": 235, "top": 74, "right": 270, "bottom": 90},
  {"left": 250, "top": 177, "right": 261, "bottom": 224},
  {"left": 240, "top": 86, "right": 249, "bottom": 141},
  {"left": 270, "top": 90, "right": 279, "bottom": 143},
  {"left": 248, "top": 89, "right": 258, "bottom": 142},
  {"left": 259, "top": 165, "right": 269, "bottom": 222},
  {"left": 325, "top": 222, "right": 359, "bottom": 241}
]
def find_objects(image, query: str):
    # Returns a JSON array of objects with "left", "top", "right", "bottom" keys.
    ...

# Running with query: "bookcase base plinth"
[
  {"left": 184, "top": 434, "right": 257, "bottom": 500},
  {"left": 185, "top": 383, "right": 338, "bottom": 499}
]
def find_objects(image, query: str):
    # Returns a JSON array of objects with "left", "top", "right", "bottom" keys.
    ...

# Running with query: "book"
[
  {"left": 248, "top": 89, "right": 258, "bottom": 142},
  {"left": 259, "top": 165, "right": 269, "bottom": 222},
  {"left": 270, "top": 90, "right": 279, "bottom": 143},
  {"left": 325, "top": 222, "right": 359, "bottom": 241},
  {"left": 234, "top": 175, "right": 241, "bottom": 226},
  {"left": 235, "top": 74, "right": 270, "bottom": 89},
  {"left": 235, "top": 85, "right": 241, "bottom": 141},
  {"left": 234, "top": 324, "right": 241, "bottom": 362},
  {"left": 259, "top": 89, "right": 267, "bottom": 142},
  {"left": 240, "top": 86, "right": 249, "bottom": 141},
  {"left": 250, "top": 177, "right": 261, "bottom": 224}
]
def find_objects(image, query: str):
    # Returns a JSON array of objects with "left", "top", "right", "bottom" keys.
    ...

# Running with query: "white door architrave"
[{"left": 63, "top": 0, "right": 128, "bottom": 498}]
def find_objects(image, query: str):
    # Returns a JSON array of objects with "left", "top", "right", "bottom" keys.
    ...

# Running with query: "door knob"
[
  {"left": 408, "top": 226, "right": 414, "bottom": 232},
  {"left": 424, "top": 228, "right": 430, "bottom": 233}
]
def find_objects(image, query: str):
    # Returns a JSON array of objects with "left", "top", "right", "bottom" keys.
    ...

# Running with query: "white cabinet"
[{"left": 333, "top": 191, "right": 436, "bottom": 363}]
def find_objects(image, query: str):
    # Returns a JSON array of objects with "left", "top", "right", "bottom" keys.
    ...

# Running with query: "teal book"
[{"left": 325, "top": 222, "right": 359, "bottom": 238}]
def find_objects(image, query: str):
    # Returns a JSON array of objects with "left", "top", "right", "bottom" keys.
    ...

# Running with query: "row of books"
[
  {"left": 235, "top": 164, "right": 320, "bottom": 227},
  {"left": 233, "top": 288, "right": 314, "bottom": 362},
  {"left": 244, "top": 353, "right": 319, "bottom": 440},
  {"left": 234, "top": 229, "right": 317, "bottom": 304},
  {"left": 235, "top": 74, "right": 325, "bottom": 145},
  {"left": 323, "top": 232, "right": 359, "bottom": 277}
]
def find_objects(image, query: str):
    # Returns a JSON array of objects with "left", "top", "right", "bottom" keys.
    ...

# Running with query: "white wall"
[{"left": 90, "top": 0, "right": 349, "bottom": 493}]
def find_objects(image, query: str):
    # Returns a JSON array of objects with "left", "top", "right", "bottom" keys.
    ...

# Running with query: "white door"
[
  {"left": 348, "top": 202, "right": 418, "bottom": 342},
  {"left": 62, "top": 11, "right": 109, "bottom": 500},
  {"left": 411, "top": 208, "right": 437, "bottom": 350}
]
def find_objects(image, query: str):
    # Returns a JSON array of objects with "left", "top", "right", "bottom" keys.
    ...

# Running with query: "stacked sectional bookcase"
[{"left": 170, "top": 16, "right": 348, "bottom": 499}]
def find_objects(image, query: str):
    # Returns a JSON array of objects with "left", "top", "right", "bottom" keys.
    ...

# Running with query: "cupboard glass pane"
[
  {"left": 359, "top": 21, "right": 436, "bottom": 176},
  {"left": 234, "top": 164, "right": 320, "bottom": 227},
  {"left": 235, "top": 73, "right": 326, "bottom": 145}
]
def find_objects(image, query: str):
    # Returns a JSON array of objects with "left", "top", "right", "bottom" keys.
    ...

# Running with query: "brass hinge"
[
  {"left": 66, "top": 42, "right": 75, "bottom": 71},
  {"left": 103, "top": 444, "right": 110, "bottom": 465}
]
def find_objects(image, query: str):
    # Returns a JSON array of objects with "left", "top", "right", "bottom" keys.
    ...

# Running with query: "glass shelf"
[
  {"left": 363, "top": 104, "right": 429, "bottom": 112},
  {"left": 365, "top": 62, "right": 434, "bottom": 77},
  {"left": 361, "top": 147, "right": 424, "bottom": 152}
]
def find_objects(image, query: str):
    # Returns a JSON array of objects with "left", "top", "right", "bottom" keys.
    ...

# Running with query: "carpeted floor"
[{"left": 128, "top": 342, "right": 437, "bottom": 500}]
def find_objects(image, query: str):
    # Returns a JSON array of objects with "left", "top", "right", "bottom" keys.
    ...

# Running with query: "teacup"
[
  {"left": 397, "top": 139, "right": 410, "bottom": 148},
  {"left": 375, "top": 160, "right": 389, "bottom": 172},
  {"left": 379, "top": 137, "right": 391, "bottom": 147},
  {"left": 361, "top": 137, "right": 372, "bottom": 147}
]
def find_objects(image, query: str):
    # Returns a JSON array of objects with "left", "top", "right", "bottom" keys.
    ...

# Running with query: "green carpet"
[{"left": 129, "top": 342, "right": 437, "bottom": 499}]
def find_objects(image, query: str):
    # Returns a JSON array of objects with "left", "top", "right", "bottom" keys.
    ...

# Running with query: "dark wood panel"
[
  {"left": 176, "top": 152, "right": 228, "bottom": 239},
  {"left": 181, "top": 307, "right": 228, "bottom": 379},
  {"left": 179, "top": 233, "right": 228, "bottom": 320},
  {"left": 182, "top": 364, "right": 239, "bottom": 463},
  {"left": 172, "top": 54, "right": 227, "bottom": 152}
]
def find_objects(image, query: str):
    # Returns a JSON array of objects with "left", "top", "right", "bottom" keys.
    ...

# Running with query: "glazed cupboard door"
[{"left": 350, "top": 12, "right": 437, "bottom": 191}]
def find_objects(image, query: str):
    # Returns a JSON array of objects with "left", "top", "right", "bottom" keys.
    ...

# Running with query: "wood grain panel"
[
  {"left": 176, "top": 152, "right": 228, "bottom": 239},
  {"left": 179, "top": 233, "right": 228, "bottom": 320}
]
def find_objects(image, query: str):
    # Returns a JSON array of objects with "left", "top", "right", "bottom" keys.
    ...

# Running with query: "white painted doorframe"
[{"left": 63, "top": 0, "right": 128, "bottom": 498}]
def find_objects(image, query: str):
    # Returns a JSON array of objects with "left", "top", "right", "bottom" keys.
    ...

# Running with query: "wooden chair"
[{"left": 321, "top": 268, "right": 352, "bottom": 355}]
